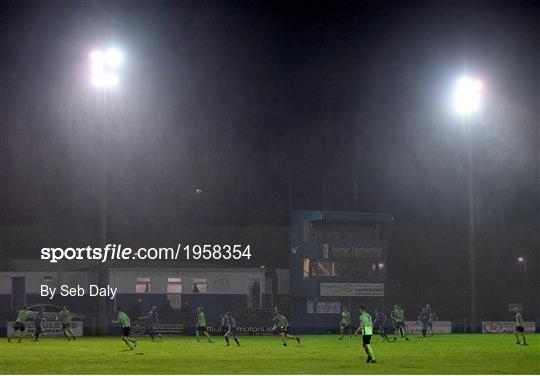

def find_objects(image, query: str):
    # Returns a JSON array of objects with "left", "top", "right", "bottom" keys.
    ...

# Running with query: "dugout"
[{"left": 289, "top": 210, "right": 393, "bottom": 333}]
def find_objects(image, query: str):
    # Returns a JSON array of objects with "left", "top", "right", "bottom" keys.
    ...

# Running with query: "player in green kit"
[
  {"left": 339, "top": 308, "right": 352, "bottom": 340},
  {"left": 8, "top": 306, "right": 29, "bottom": 343},
  {"left": 113, "top": 307, "right": 137, "bottom": 350},
  {"left": 355, "top": 306, "right": 376, "bottom": 363},
  {"left": 58, "top": 306, "right": 76, "bottom": 340},
  {"left": 195, "top": 307, "right": 213, "bottom": 343},
  {"left": 514, "top": 306, "right": 527, "bottom": 345},
  {"left": 391, "top": 304, "right": 409, "bottom": 341},
  {"left": 277, "top": 312, "right": 300, "bottom": 346}
]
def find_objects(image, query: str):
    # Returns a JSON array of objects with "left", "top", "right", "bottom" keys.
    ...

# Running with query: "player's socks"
[
  {"left": 368, "top": 347, "right": 376, "bottom": 360},
  {"left": 225, "top": 336, "right": 230, "bottom": 345},
  {"left": 234, "top": 338, "right": 240, "bottom": 346},
  {"left": 296, "top": 336, "right": 301, "bottom": 343}
]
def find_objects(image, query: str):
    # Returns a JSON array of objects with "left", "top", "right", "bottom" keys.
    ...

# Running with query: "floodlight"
[
  {"left": 90, "top": 47, "right": 122, "bottom": 88},
  {"left": 453, "top": 77, "right": 483, "bottom": 114}
]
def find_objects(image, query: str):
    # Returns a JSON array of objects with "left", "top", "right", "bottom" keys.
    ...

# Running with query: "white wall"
[
  {"left": 0, "top": 271, "right": 95, "bottom": 294},
  {"left": 109, "top": 268, "right": 265, "bottom": 294}
]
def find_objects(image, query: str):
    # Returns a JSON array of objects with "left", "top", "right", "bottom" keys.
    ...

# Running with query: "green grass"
[{"left": 1, "top": 334, "right": 538, "bottom": 374}]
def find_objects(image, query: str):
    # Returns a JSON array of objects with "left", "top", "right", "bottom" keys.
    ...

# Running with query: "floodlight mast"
[
  {"left": 89, "top": 47, "right": 123, "bottom": 335},
  {"left": 89, "top": 47, "right": 123, "bottom": 248},
  {"left": 517, "top": 257, "right": 527, "bottom": 290},
  {"left": 453, "top": 76, "right": 483, "bottom": 332}
]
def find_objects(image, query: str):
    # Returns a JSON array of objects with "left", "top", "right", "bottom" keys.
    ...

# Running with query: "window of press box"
[
  {"left": 193, "top": 278, "right": 207, "bottom": 293},
  {"left": 136, "top": 277, "right": 151, "bottom": 293},
  {"left": 303, "top": 259, "right": 318, "bottom": 277},
  {"left": 315, "top": 261, "right": 385, "bottom": 277},
  {"left": 167, "top": 277, "right": 182, "bottom": 293}
]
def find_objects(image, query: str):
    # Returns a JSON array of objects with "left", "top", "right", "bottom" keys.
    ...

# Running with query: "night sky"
[{"left": 1, "top": 1, "right": 539, "bottom": 272}]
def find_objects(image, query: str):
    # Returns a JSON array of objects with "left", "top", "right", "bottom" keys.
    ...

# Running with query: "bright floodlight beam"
[
  {"left": 453, "top": 75, "right": 484, "bottom": 332},
  {"left": 90, "top": 48, "right": 123, "bottom": 88},
  {"left": 453, "top": 77, "right": 483, "bottom": 114}
]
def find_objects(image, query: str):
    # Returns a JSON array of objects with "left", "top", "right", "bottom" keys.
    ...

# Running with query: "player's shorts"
[
  {"left": 14, "top": 322, "right": 25, "bottom": 331},
  {"left": 516, "top": 326, "right": 524, "bottom": 333},
  {"left": 374, "top": 325, "right": 385, "bottom": 334},
  {"left": 341, "top": 323, "right": 351, "bottom": 330},
  {"left": 394, "top": 321, "right": 405, "bottom": 328},
  {"left": 147, "top": 324, "right": 156, "bottom": 333},
  {"left": 362, "top": 334, "right": 372, "bottom": 345},
  {"left": 122, "top": 327, "right": 131, "bottom": 336},
  {"left": 196, "top": 326, "right": 207, "bottom": 334},
  {"left": 279, "top": 326, "right": 288, "bottom": 334},
  {"left": 62, "top": 323, "right": 71, "bottom": 329}
]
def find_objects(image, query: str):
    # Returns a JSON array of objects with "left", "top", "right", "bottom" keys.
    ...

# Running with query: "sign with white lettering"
[{"left": 320, "top": 283, "right": 384, "bottom": 297}]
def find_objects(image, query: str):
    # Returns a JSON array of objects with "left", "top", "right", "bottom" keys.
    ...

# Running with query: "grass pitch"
[{"left": 1, "top": 334, "right": 538, "bottom": 374}]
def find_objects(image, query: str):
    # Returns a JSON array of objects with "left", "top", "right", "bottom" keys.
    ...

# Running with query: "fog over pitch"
[{"left": 1, "top": 0, "right": 539, "bottom": 280}]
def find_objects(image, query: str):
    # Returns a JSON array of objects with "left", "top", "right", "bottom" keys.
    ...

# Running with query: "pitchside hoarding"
[
  {"left": 307, "top": 301, "right": 341, "bottom": 314},
  {"left": 404, "top": 320, "right": 452, "bottom": 334},
  {"left": 482, "top": 321, "right": 535, "bottom": 333},
  {"left": 7, "top": 321, "right": 83, "bottom": 337},
  {"left": 207, "top": 325, "right": 274, "bottom": 335},
  {"left": 320, "top": 282, "right": 384, "bottom": 297}
]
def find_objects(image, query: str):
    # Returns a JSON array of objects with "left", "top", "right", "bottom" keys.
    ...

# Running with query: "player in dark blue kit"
[
  {"left": 141, "top": 306, "right": 162, "bottom": 341},
  {"left": 31, "top": 306, "right": 46, "bottom": 342},
  {"left": 224, "top": 312, "right": 240, "bottom": 347},
  {"left": 373, "top": 308, "right": 389, "bottom": 341},
  {"left": 270, "top": 306, "right": 280, "bottom": 335},
  {"left": 417, "top": 307, "right": 431, "bottom": 338},
  {"left": 424, "top": 304, "right": 438, "bottom": 336}
]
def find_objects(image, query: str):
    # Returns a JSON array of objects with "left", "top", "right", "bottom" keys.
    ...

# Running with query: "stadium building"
[
  {"left": 289, "top": 210, "right": 392, "bottom": 332},
  {"left": 0, "top": 260, "right": 269, "bottom": 336}
]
